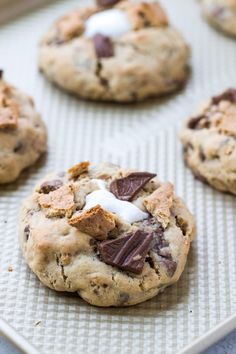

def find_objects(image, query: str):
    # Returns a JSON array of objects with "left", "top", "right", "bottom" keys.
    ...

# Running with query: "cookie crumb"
[
  {"left": 8, "top": 266, "right": 13, "bottom": 272},
  {"left": 35, "top": 320, "right": 42, "bottom": 326}
]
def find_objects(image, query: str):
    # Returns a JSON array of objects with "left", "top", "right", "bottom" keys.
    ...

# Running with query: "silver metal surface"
[{"left": 0, "top": 1, "right": 235, "bottom": 353}]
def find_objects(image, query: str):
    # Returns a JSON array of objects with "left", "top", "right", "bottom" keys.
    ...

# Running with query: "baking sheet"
[{"left": 0, "top": 0, "right": 236, "bottom": 353}]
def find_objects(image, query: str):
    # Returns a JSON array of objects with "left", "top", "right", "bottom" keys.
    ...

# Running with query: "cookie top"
[
  {"left": 19, "top": 161, "right": 195, "bottom": 307},
  {"left": 180, "top": 88, "right": 236, "bottom": 194},
  {"left": 201, "top": 0, "right": 236, "bottom": 37},
  {"left": 0, "top": 72, "right": 47, "bottom": 184},
  {"left": 38, "top": 0, "right": 189, "bottom": 102}
]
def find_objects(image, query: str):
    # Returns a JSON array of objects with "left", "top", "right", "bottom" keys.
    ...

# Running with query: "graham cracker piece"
[
  {"left": 118, "top": 1, "right": 168, "bottom": 30},
  {"left": 68, "top": 161, "right": 90, "bottom": 179},
  {"left": 38, "top": 185, "right": 75, "bottom": 217},
  {"left": 144, "top": 183, "right": 173, "bottom": 228},
  {"left": 0, "top": 84, "right": 19, "bottom": 129},
  {"left": 69, "top": 205, "right": 116, "bottom": 240}
]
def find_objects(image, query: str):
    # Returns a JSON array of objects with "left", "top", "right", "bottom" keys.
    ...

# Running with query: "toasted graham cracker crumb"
[{"left": 68, "top": 161, "right": 90, "bottom": 179}]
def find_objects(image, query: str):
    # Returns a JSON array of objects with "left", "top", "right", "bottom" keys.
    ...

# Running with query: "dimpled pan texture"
[{"left": 0, "top": 0, "right": 236, "bottom": 353}]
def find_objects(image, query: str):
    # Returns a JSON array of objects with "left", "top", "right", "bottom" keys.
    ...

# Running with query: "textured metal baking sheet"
[
  {"left": 0, "top": 0, "right": 54, "bottom": 24},
  {"left": 0, "top": 318, "right": 39, "bottom": 354},
  {"left": 0, "top": 0, "right": 236, "bottom": 353}
]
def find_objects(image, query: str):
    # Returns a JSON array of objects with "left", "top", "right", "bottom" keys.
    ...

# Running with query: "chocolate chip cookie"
[
  {"left": 38, "top": 0, "right": 190, "bottom": 102},
  {"left": 19, "top": 161, "right": 195, "bottom": 307},
  {"left": 180, "top": 88, "right": 236, "bottom": 194},
  {"left": 0, "top": 72, "right": 47, "bottom": 184},
  {"left": 201, "top": 0, "right": 236, "bottom": 37}
]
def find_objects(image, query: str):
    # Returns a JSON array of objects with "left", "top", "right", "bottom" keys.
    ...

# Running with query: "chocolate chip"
[
  {"left": 13, "top": 142, "right": 23, "bottom": 153},
  {"left": 95, "top": 61, "right": 109, "bottom": 87},
  {"left": 119, "top": 292, "right": 130, "bottom": 304},
  {"left": 192, "top": 169, "right": 208, "bottom": 184},
  {"left": 93, "top": 34, "right": 114, "bottom": 58},
  {"left": 110, "top": 172, "right": 156, "bottom": 201},
  {"left": 183, "top": 142, "right": 193, "bottom": 155},
  {"left": 39, "top": 180, "right": 63, "bottom": 194},
  {"left": 188, "top": 115, "right": 205, "bottom": 130},
  {"left": 93, "top": 288, "right": 99, "bottom": 295},
  {"left": 137, "top": 218, "right": 176, "bottom": 276},
  {"left": 96, "top": 0, "right": 120, "bottom": 7},
  {"left": 199, "top": 146, "right": 206, "bottom": 161},
  {"left": 212, "top": 88, "right": 236, "bottom": 105},
  {"left": 158, "top": 256, "right": 177, "bottom": 277},
  {"left": 98, "top": 230, "right": 153, "bottom": 274},
  {"left": 135, "top": 218, "right": 167, "bottom": 251},
  {"left": 24, "top": 225, "right": 30, "bottom": 241},
  {"left": 187, "top": 142, "right": 194, "bottom": 150},
  {"left": 0, "top": 69, "right": 3, "bottom": 79},
  {"left": 138, "top": 11, "right": 150, "bottom": 27}
]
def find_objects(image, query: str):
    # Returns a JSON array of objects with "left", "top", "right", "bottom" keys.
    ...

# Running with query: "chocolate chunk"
[
  {"left": 136, "top": 217, "right": 164, "bottom": 239},
  {"left": 137, "top": 217, "right": 176, "bottom": 276},
  {"left": 212, "top": 89, "right": 236, "bottom": 105},
  {"left": 188, "top": 115, "right": 205, "bottom": 130},
  {"left": 141, "top": 218, "right": 167, "bottom": 252},
  {"left": 98, "top": 230, "right": 153, "bottom": 274},
  {"left": 183, "top": 142, "right": 193, "bottom": 155},
  {"left": 93, "top": 34, "right": 114, "bottom": 58},
  {"left": 192, "top": 169, "right": 208, "bottom": 184},
  {"left": 13, "top": 142, "right": 23, "bottom": 153},
  {"left": 158, "top": 256, "right": 177, "bottom": 277},
  {"left": 199, "top": 145, "right": 206, "bottom": 161},
  {"left": 39, "top": 180, "right": 63, "bottom": 194},
  {"left": 0, "top": 70, "right": 3, "bottom": 79},
  {"left": 187, "top": 142, "right": 194, "bottom": 150},
  {"left": 119, "top": 292, "right": 130, "bottom": 305},
  {"left": 110, "top": 172, "right": 156, "bottom": 201},
  {"left": 96, "top": 0, "right": 120, "bottom": 7},
  {"left": 24, "top": 225, "right": 30, "bottom": 241}
]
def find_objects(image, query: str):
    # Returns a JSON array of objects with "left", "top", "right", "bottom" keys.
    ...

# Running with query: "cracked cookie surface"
[
  {"left": 38, "top": 0, "right": 190, "bottom": 102},
  {"left": 0, "top": 74, "right": 47, "bottom": 184},
  {"left": 201, "top": 0, "right": 236, "bottom": 37},
  {"left": 19, "top": 161, "right": 195, "bottom": 307},
  {"left": 180, "top": 88, "right": 236, "bottom": 195}
]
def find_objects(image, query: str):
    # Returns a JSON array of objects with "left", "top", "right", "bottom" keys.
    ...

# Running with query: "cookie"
[
  {"left": 19, "top": 161, "right": 195, "bottom": 307},
  {"left": 0, "top": 72, "right": 47, "bottom": 184},
  {"left": 38, "top": 0, "right": 190, "bottom": 102},
  {"left": 201, "top": 0, "right": 236, "bottom": 37},
  {"left": 180, "top": 88, "right": 236, "bottom": 195}
]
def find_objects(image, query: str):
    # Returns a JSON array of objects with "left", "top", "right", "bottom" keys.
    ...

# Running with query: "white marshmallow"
[
  {"left": 84, "top": 9, "right": 131, "bottom": 39},
  {"left": 91, "top": 179, "right": 107, "bottom": 190},
  {"left": 84, "top": 189, "right": 148, "bottom": 224}
]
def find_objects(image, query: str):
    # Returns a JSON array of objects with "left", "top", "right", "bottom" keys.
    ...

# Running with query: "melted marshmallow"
[
  {"left": 84, "top": 9, "right": 131, "bottom": 39},
  {"left": 91, "top": 179, "right": 107, "bottom": 190},
  {"left": 84, "top": 189, "right": 148, "bottom": 224}
]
